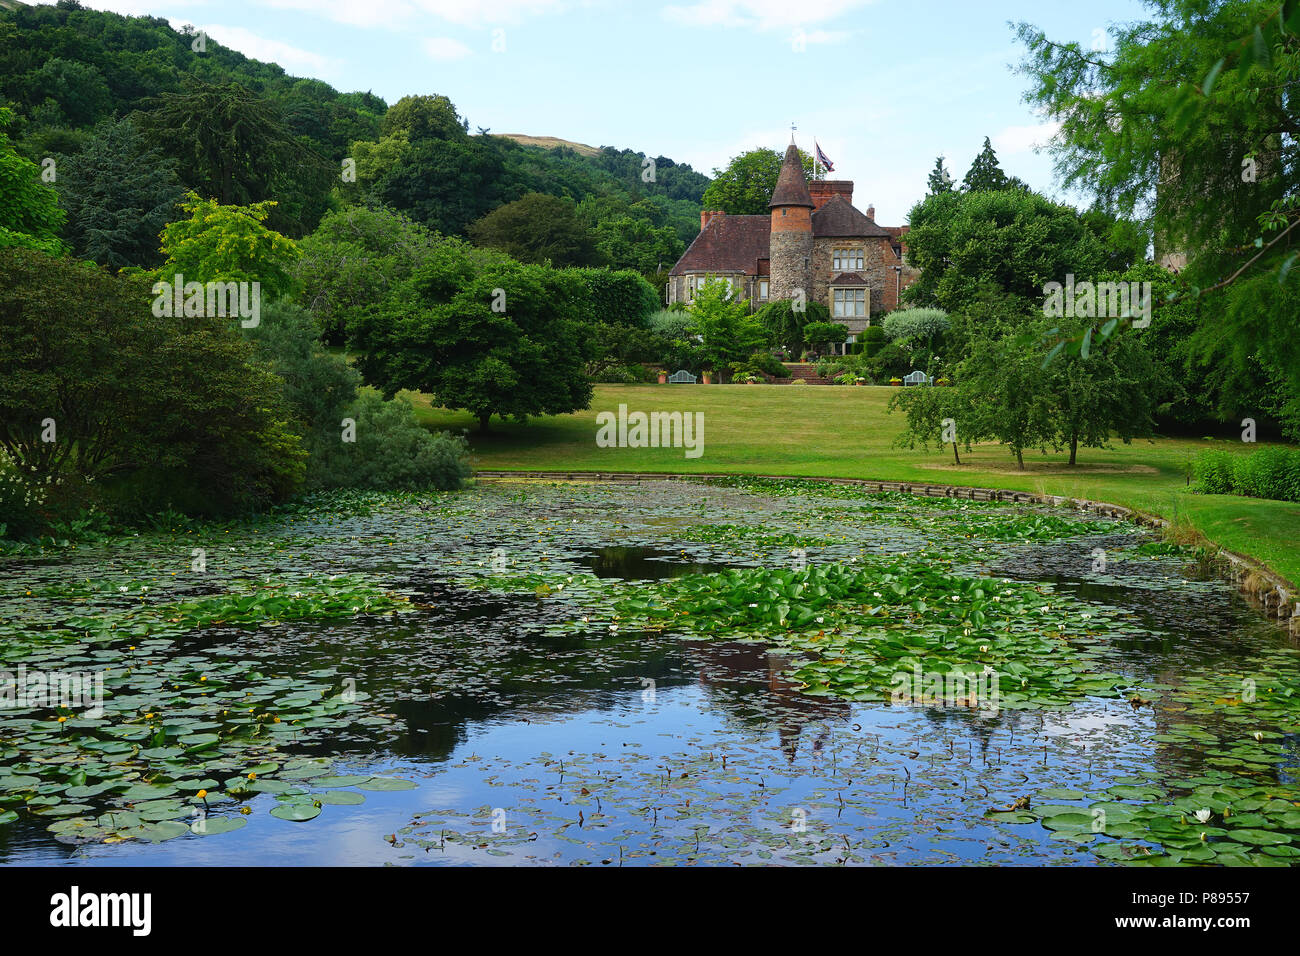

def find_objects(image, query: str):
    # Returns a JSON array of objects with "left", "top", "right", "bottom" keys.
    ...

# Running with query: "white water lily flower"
[
  {"left": 1195, "top": 808, "right": 1212, "bottom": 824},
  {"left": 1253, "top": 731, "right": 1264, "bottom": 742},
  {"left": 118, "top": 586, "right": 127, "bottom": 593},
  {"left": 980, "top": 645, "right": 989, "bottom": 653},
  {"left": 815, "top": 616, "right": 824, "bottom": 624}
]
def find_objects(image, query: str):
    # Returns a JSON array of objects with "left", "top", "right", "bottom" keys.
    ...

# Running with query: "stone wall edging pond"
[{"left": 472, "top": 469, "right": 1300, "bottom": 637}]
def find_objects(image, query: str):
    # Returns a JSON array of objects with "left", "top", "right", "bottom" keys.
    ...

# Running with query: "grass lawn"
[{"left": 407, "top": 383, "right": 1300, "bottom": 587}]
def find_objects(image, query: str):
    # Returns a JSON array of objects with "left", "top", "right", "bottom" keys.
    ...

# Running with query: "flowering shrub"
[{"left": 0, "top": 451, "right": 56, "bottom": 540}]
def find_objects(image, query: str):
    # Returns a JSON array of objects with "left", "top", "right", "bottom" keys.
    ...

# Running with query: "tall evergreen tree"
[
  {"left": 961, "top": 137, "right": 1009, "bottom": 192},
  {"left": 54, "top": 118, "right": 185, "bottom": 268},
  {"left": 926, "top": 155, "right": 954, "bottom": 194}
]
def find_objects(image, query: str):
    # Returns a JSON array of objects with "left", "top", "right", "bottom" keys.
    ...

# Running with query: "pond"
[{"left": 1, "top": 477, "right": 1298, "bottom": 866}]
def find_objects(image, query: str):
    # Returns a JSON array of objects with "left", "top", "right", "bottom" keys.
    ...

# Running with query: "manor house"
[{"left": 666, "top": 142, "right": 919, "bottom": 343}]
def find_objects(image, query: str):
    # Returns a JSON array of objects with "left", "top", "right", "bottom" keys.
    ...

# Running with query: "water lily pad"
[
  {"left": 316, "top": 790, "right": 365, "bottom": 806},
  {"left": 270, "top": 803, "right": 321, "bottom": 822},
  {"left": 191, "top": 815, "right": 248, "bottom": 835},
  {"left": 313, "top": 775, "right": 371, "bottom": 788},
  {"left": 357, "top": 777, "right": 417, "bottom": 791}
]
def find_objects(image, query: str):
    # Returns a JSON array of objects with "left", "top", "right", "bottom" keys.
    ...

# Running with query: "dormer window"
[{"left": 833, "top": 248, "right": 864, "bottom": 271}]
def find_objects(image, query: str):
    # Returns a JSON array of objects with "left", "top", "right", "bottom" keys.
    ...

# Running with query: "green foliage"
[
  {"left": 686, "top": 278, "right": 769, "bottom": 377},
  {"left": 892, "top": 289, "right": 1166, "bottom": 468},
  {"left": 294, "top": 204, "right": 442, "bottom": 344},
  {"left": 53, "top": 117, "right": 185, "bottom": 268},
  {"left": 577, "top": 194, "right": 685, "bottom": 278},
  {"left": 754, "top": 299, "right": 828, "bottom": 354},
  {"left": 0, "top": 248, "right": 305, "bottom": 521},
  {"left": 468, "top": 192, "right": 602, "bottom": 267},
  {"left": 351, "top": 244, "right": 595, "bottom": 431},
  {"left": 961, "top": 136, "right": 1010, "bottom": 192},
  {"left": 241, "top": 300, "right": 361, "bottom": 452},
  {"left": 802, "top": 320, "right": 850, "bottom": 352},
  {"left": 701, "top": 147, "right": 813, "bottom": 215},
  {"left": 0, "top": 106, "right": 66, "bottom": 255},
  {"left": 572, "top": 268, "right": 663, "bottom": 377},
  {"left": 865, "top": 342, "right": 912, "bottom": 379},
  {"left": 926, "top": 155, "right": 954, "bottom": 195},
  {"left": 860, "top": 325, "right": 888, "bottom": 357},
  {"left": 902, "top": 186, "right": 1117, "bottom": 313},
  {"left": 150, "top": 192, "right": 299, "bottom": 298},
  {"left": 882, "top": 308, "right": 951, "bottom": 349},
  {"left": 133, "top": 79, "right": 332, "bottom": 237},
  {"left": 1193, "top": 446, "right": 1300, "bottom": 502},
  {"left": 1015, "top": 1, "right": 1300, "bottom": 433},
  {"left": 309, "top": 392, "right": 471, "bottom": 492}
]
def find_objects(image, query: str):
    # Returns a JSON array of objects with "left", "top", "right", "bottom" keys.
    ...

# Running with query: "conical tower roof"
[{"left": 768, "top": 143, "right": 814, "bottom": 209}]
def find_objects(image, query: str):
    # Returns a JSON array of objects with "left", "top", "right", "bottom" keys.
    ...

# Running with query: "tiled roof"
[
  {"left": 829, "top": 272, "right": 868, "bottom": 286},
  {"left": 669, "top": 215, "right": 770, "bottom": 275},
  {"left": 769, "top": 144, "right": 815, "bottom": 208},
  {"left": 812, "top": 195, "right": 892, "bottom": 237}
]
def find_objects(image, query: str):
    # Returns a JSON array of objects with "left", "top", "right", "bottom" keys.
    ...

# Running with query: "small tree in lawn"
[
  {"left": 1041, "top": 318, "right": 1166, "bottom": 465},
  {"left": 957, "top": 327, "right": 1055, "bottom": 469},
  {"left": 687, "top": 278, "right": 767, "bottom": 381},
  {"left": 931, "top": 292, "right": 1055, "bottom": 470},
  {"left": 889, "top": 383, "right": 968, "bottom": 465}
]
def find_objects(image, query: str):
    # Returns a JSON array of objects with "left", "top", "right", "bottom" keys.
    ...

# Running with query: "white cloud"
[
  {"left": 993, "top": 119, "right": 1062, "bottom": 155},
  {"left": 662, "top": 0, "right": 875, "bottom": 30},
  {"left": 80, "top": 0, "right": 209, "bottom": 14},
  {"left": 199, "top": 24, "right": 337, "bottom": 74},
  {"left": 260, "top": 0, "right": 420, "bottom": 29},
  {"left": 422, "top": 36, "right": 474, "bottom": 60},
  {"left": 801, "top": 29, "right": 851, "bottom": 45},
  {"left": 414, "top": 0, "right": 582, "bottom": 26}
]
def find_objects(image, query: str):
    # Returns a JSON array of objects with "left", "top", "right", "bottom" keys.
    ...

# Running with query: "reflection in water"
[
  {"left": 583, "top": 545, "right": 726, "bottom": 579},
  {"left": 1, "top": 479, "right": 1294, "bottom": 866}
]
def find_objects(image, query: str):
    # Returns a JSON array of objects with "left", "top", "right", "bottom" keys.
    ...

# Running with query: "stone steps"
[{"left": 782, "top": 362, "right": 832, "bottom": 385}]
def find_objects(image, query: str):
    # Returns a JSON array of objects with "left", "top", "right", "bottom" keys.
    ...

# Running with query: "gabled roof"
[
  {"left": 669, "top": 215, "right": 770, "bottom": 275},
  {"left": 812, "top": 194, "right": 892, "bottom": 237},
  {"left": 829, "top": 272, "right": 868, "bottom": 286},
  {"left": 769, "top": 144, "right": 814, "bottom": 209}
]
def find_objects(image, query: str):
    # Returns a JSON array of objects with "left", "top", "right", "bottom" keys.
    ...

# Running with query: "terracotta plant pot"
[
  {"left": 657, "top": 372, "right": 667, "bottom": 384},
  {"left": 701, "top": 372, "right": 713, "bottom": 384}
]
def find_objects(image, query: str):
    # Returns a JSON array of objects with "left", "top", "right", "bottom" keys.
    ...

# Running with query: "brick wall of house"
[{"left": 810, "top": 236, "right": 904, "bottom": 317}]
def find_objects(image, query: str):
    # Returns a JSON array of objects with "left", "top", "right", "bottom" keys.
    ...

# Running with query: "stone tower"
[{"left": 768, "top": 142, "right": 814, "bottom": 302}]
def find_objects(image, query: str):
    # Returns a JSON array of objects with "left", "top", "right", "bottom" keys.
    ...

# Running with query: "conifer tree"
[
  {"left": 961, "top": 137, "right": 1009, "bottom": 192},
  {"left": 926, "top": 155, "right": 953, "bottom": 194}
]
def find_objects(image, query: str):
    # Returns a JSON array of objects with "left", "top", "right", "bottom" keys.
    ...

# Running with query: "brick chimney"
[
  {"left": 700, "top": 209, "right": 724, "bottom": 230},
  {"left": 866, "top": 204, "right": 876, "bottom": 220},
  {"left": 808, "top": 180, "right": 854, "bottom": 210}
]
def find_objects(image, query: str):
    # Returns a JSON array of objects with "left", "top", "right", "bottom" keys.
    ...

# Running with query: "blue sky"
[{"left": 83, "top": 0, "right": 1155, "bottom": 224}]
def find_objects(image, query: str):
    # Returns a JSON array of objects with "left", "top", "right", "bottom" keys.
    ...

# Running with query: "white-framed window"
[
  {"left": 832, "top": 287, "right": 867, "bottom": 317},
  {"left": 758, "top": 279, "right": 769, "bottom": 300},
  {"left": 692, "top": 274, "right": 738, "bottom": 300},
  {"left": 833, "top": 248, "right": 864, "bottom": 272}
]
